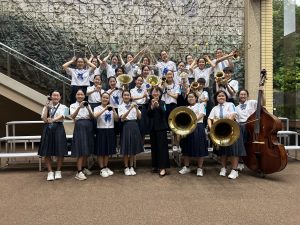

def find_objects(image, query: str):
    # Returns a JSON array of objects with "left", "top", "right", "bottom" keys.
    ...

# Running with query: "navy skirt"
[
  {"left": 94, "top": 128, "right": 116, "bottom": 156},
  {"left": 137, "top": 104, "right": 149, "bottom": 137},
  {"left": 38, "top": 123, "right": 67, "bottom": 157},
  {"left": 71, "top": 119, "right": 94, "bottom": 157},
  {"left": 180, "top": 123, "right": 208, "bottom": 157},
  {"left": 120, "top": 120, "right": 143, "bottom": 155},
  {"left": 214, "top": 124, "right": 247, "bottom": 157}
]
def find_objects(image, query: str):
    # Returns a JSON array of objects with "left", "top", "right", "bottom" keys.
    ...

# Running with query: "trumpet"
[
  {"left": 209, "top": 119, "right": 240, "bottom": 147},
  {"left": 179, "top": 71, "right": 189, "bottom": 80}
]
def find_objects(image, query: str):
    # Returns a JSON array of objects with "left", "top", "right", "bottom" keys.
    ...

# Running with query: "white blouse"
[
  {"left": 130, "top": 86, "right": 148, "bottom": 105},
  {"left": 107, "top": 89, "right": 123, "bottom": 108},
  {"left": 188, "top": 103, "right": 206, "bottom": 123},
  {"left": 87, "top": 86, "right": 105, "bottom": 103},
  {"left": 193, "top": 67, "right": 213, "bottom": 87},
  {"left": 156, "top": 61, "right": 177, "bottom": 78},
  {"left": 94, "top": 105, "right": 114, "bottom": 128},
  {"left": 41, "top": 103, "right": 67, "bottom": 122},
  {"left": 66, "top": 68, "right": 94, "bottom": 86},
  {"left": 236, "top": 100, "right": 257, "bottom": 123},
  {"left": 161, "top": 83, "right": 180, "bottom": 104},
  {"left": 208, "top": 102, "right": 237, "bottom": 120},
  {"left": 70, "top": 102, "right": 93, "bottom": 120},
  {"left": 218, "top": 79, "right": 239, "bottom": 99},
  {"left": 118, "top": 102, "right": 140, "bottom": 120}
]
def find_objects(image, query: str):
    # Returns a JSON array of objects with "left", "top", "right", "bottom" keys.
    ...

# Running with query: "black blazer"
[{"left": 147, "top": 101, "right": 168, "bottom": 131}]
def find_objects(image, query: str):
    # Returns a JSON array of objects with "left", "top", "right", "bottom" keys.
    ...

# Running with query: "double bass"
[{"left": 243, "top": 69, "right": 287, "bottom": 174}]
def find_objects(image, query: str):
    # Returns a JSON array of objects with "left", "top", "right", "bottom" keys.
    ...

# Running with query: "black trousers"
[{"left": 150, "top": 130, "right": 170, "bottom": 169}]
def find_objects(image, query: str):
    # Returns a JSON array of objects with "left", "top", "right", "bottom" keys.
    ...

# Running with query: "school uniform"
[
  {"left": 89, "top": 67, "right": 102, "bottom": 86},
  {"left": 208, "top": 102, "right": 246, "bottom": 156},
  {"left": 94, "top": 105, "right": 116, "bottom": 156},
  {"left": 65, "top": 67, "right": 94, "bottom": 104},
  {"left": 148, "top": 101, "right": 170, "bottom": 169},
  {"left": 130, "top": 86, "right": 149, "bottom": 136},
  {"left": 70, "top": 102, "right": 94, "bottom": 157},
  {"left": 156, "top": 61, "right": 177, "bottom": 78},
  {"left": 161, "top": 82, "right": 180, "bottom": 120},
  {"left": 38, "top": 104, "right": 68, "bottom": 157},
  {"left": 213, "top": 79, "right": 238, "bottom": 104},
  {"left": 86, "top": 85, "right": 105, "bottom": 110},
  {"left": 193, "top": 67, "right": 213, "bottom": 88},
  {"left": 118, "top": 102, "right": 143, "bottom": 155},
  {"left": 186, "top": 64, "right": 194, "bottom": 84},
  {"left": 106, "top": 64, "right": 118, "bottom": 78},
  {"left": 236, "top": 100, "right": 257, "bottom": 142},
  {"left": 180, "top": 103, "right": 208, "bottom": 157},
  {"left": 107, "top": 88, "right": 123, "bottom": 134},
  {"left": 212, "top": 59, "right": 230, "bottom": 75}
]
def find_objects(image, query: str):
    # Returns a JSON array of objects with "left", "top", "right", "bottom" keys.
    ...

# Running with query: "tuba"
[
  {"left": 190, "top": 81, "right": 200, "bottom": 91},
  {"left": 209, "top": 119, "right": 240, "bottom": 147},
  {"left": 168, "top": 106, "right": 198, "bottom": 137},
  {"left": 146, "top": 75, "right": 160, "bottom": 87}
]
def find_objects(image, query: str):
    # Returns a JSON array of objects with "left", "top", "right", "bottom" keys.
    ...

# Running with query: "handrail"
[{"left": 0, "top": 42, "right": 71, "bottom": 85}]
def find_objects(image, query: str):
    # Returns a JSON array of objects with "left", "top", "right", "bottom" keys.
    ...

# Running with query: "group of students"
[{"left": 38, "top": 47, "right": 263, "bottom": 181}]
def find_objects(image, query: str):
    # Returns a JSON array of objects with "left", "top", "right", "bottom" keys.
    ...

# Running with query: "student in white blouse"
[
  {"left": 208, "top": 90, "right": 246, "bottom": 179},
  {"left": 102, "top": 52, "right": 120, "bottom": 78},
  {"left": 94, "top": 92, "right": 118, "bottom": 178},
  {"left": 215, "top": 67, "right": 238, "bottom": 103},
  {"left": 179, "top": 92, "right": 208, "bottom": 177},
  {"left": 86, "top": 75, "right": 105, "bottom": 110},
  {"left": 211, "top": 48, "right": 235, "bottom": 76},
  {"left": 119, "top": 90, "right": 143, "bottom": 176},
  {"left": 70, "top": 89, "right": 95, "bottom": 181},
  {"left": 62, "top": 56, "right": 96, "bottom": 104},
  {"left": 156, "top": 50, "right": 177, "bottom": 78},
  {"left": 192, "top": 56, "right": 215, "bottom": 88},
  {"left": 130, "top": 75, "right": 149, "bottom": 142},
  {"left": 38, "top": 90, "right": 68, "bottom": 181}
]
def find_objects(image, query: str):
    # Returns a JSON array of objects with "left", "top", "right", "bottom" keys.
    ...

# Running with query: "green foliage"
[{"left": 273, "top": 0, "right": 300, "bottom": 92}]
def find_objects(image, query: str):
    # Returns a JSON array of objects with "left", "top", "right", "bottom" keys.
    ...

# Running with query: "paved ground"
[{"left": 0, "top": 158, "right": 299, "bottom": 225}]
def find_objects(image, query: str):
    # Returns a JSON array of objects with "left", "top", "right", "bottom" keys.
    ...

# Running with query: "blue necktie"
[
  {"left": 104, "top": 113, "right": 112, "bottom": 123},
  {"left": 219, "top": 104, "right": 224, "bottom": 119},
  {"left": 240, "top": 104, "right": 247, "bottom": 110},
  {"left": 221, "top": 61, "right": 225, "bottom": 70},
  {"left": 137, "top": 88, "right": 143, "bottom": 93},
  {"left": 113, "top": 95, "right": 119, "bottom": 105},
  {"left": 125, "top": 104, "right": 131, "bottom": 110}
]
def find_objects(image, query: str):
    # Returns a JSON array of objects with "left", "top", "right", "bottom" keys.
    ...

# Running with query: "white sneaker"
[
  {"left": 228, "top": 170, "right": 239, "bottom": 179},
  {"left": 172, "top": 146, "right": 178, "bottom": 152},
  {"left": 219, "top": 167, "right": 227, "bottom": 177},
  {"left": 196, "top": 168, "right": 203, "bottom": 177},
  {"left": 82, "top": 168, "right": 92, "bottom": 176},
  {"left": 129, "top": 167, "right": 136, "bottom": 176},
  {"left": 237, "top": 163, "right": 244, "bottom": 171},
  {"left": 54, "top": 171, "right": 62, "bottom": 180},
  {"left": 124, "top": 168, "right": 131, "bottom": 176},
  {"left": 100, "top": 168, "right": 109, "bottom": 178},
  {"left": 106, "top": 168, "right": 114, "bottom": 176},
  {"left": 47, "top": 171, "right": 54, "bottom": 181},
  {"left": 75, "top": 171, "right": 87, "bottom": 181},
  {"left": 179, "top": 166, "right": 191, "bottom": 175}
]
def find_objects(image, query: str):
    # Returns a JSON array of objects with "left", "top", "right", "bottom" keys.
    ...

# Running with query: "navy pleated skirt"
[
  {"left": 120, "top": 120, "right": 143, "bottom": 155},
  {"left": 180, "top": 123, "right": 208, "bottom": 157},
  {"left": 38, "top": 123, "right": 67, "bottom": 157},
  {"left": 71, "top": 119, "right": 94, "bottom": 157},
  {"left": 94, "top": 128, "right": 116, "bottom": 156},
  {"left": 214, "top": 124, "right": 247, "bottom": 157}
]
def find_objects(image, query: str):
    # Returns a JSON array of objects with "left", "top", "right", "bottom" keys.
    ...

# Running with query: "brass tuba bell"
[
  {"left": 190, "top": 81, "right": 200, "bottom": 91},
  {"left": 146, "top": 75, "right": 160, "bottom": 87},
  {"left": 168, "top": 106, "right": 198, "bottom": 137},
  {"left": 209, "top": 119, "right": 240, "bottom": 147}
]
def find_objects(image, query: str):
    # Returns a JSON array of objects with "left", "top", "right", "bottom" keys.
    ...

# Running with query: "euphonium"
[
  {"left": 117, "top": 74, "right": 133, "bottom": 86},
  {"left": 209, "top": 119, "right": 240, "bottom": 147},
  {"left": 168, "top": 106, "right": 197, "bottom": 137},
  {"left": 146, "top": 75, "right": 160, "bottom": 87}
]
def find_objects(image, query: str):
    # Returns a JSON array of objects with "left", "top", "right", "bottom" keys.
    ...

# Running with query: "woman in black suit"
[{"left": 148, "top": 87, "right": 170, "bottom": 176}]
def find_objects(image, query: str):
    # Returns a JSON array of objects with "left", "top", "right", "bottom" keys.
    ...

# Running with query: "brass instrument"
[
  {"left": 215, "top": 71, "right": 227, "bottom": 85},
  {"left": 116, "top": 74, "right": 133, "bottom": 89},
  {"left": 179, "top": 71, "right": 188, "bottom": 80},
  {"left": 209, "top": 119, "right": 240, "bottom": 147},
  {"left": 190, "top": 81, "right": 200, "bottom": 91},
  {"left": 168, "top": 106, "right": 198, "bottom": 137},
  {"left": 146, "top": 75, "right": 160, "bottom": 87}
]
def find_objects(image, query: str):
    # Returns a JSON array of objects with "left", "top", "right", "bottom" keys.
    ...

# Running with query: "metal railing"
[{"left": 0, "top": 42, "right": 71, "bottom": 103}]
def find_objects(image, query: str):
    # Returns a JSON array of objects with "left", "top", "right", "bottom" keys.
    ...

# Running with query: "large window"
[{"left": 273, "top": 0, "right": 300, "bottom": 127}]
